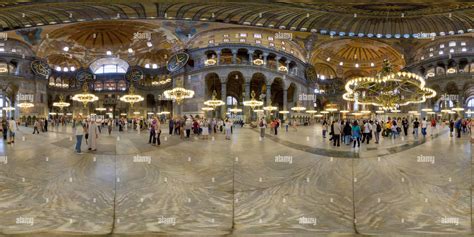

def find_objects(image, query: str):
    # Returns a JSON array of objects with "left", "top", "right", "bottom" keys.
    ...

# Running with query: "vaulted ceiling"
[{"left": 0, "top": 1, "right": 473, "bottom": 38}]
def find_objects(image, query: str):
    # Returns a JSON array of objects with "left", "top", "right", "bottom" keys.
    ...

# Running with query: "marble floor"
[{"left": 0, "top": 123, "right": 471, "bottom": 236}]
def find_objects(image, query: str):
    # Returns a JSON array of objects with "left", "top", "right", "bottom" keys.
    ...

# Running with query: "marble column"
[
  {"left": 266, "top": 84, "right": 271, "bottom": 105},
  {"left": 232, "top": 49, "right": 238, "bottom": 64},
  {"left": 286, "top": 60, "right": 290, "bottom": 74},
  {"left": 216, "top": 50, "right": 221, "bottom": 65},
  {"left": 221, "top": 83, "right": 227, "bottom": 119},
  {"left": 275, "top": 56, "right": 281, "bottom": 70},
  {"left": 283, "top": 89, "right": 288, "bottom": 121},
  {"left": 244, "top": 82, "right": 251, "bottom": 123},
  {"left": 248, "top": 50, "right": 254, "bottom": 65},
  {"left": 263, "top": 53, "right": 268, "bottom": 68}
]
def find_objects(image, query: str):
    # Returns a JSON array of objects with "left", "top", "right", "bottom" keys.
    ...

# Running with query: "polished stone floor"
[{"left": 0, "top": 122, "right": 471, "bottom": 236}]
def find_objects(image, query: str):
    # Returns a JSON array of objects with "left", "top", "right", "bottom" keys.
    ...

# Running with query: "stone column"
[
  {"left": 244, "top": 82, "right": 251, "bottom": 123},
  {"left": 263, "top": 52, "right": 268, "bottom": 67},
  {"left": 266, "top": 84, "right": 271, "bottom": 106},
  {"left": 216, "top": 49, "right": 221, "bottom": 65},
  {"left": 275, "top": 56, "right": 281, "bottom": 70},
  {"left": 286, "top": 60, "right": 290, "bottom": 74},
  {"left": 283, "top": 89, "right": 288, "bottom": 121},
  {"left": 232, "top": 49, "right": 238, "bottom": 64},
  {"left": 221, "top": 83, "right": 227, "bottom": 118},
  {"left": 248, "top": 50, "right": 254, "bottom": 65}
]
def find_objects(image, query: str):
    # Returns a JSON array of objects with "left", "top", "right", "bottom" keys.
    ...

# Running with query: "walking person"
[
  {"left": 225, "top": 119, "right": 232, "bottom": 140},
  {"left": 402, "top": 118, "right": 409, "bottom": 136},
  {"left": 322, "top": 120, "right": 328, "bottom": 138},
  {"left": 343, "top": 121, "right": 351, "bottom": 145},
  {"left": 169, "top": 118, "right": 174, "bottom": 135},
  {"left": 274, "top": 119, "right": 279, "bottom": 135},
  {"left": 332, "top": 119, "right": 341, "bottom": 147},
  {"left": 2, "top": 119, "right": 7, "bottom": 140},
  {"left": 352, "top": 121, "right": 361, "bottom": 148},
  {"left": 259, "top": 117, "right": 267, "bottom": 139},
  {"left": 88, "top": 120, "right": 99, "bottom": 151},
  {"left": 75, "top": 119, "right": 85, "bottom": 154},
  {"left": 413, "top": 118, "right": 420, "bottom": 139},
  {"left": 449, "top": 119, "right": 454, "bottom": 137},
  {"left": 374, "top": 120, "right": 381, "bottom": 144},
  {"left": 455, "top": 118, "right": 462, "bottom": 138},
  {"left": 7, "top": 117, "right": 18, "bottom": 144},
  {"left": 33, "top": 119, "right": 40, "bottom": 134},
  {"left": 421, "top": 117, "right": 428, "bottom": 138},
  {"left": 154, "top": 119, "right": 161, "bottom": 146},
  {"left": 430, "top": 117, "right": 437, "bottom": 137},
  {"left": 361, "top": 120, "right": 371, "bottom": 144},
  {"left": 107, "top": 119, "right": 113, "bottom": 135},
  {"left": 185, "top": 117, "right": 192, "bottom": 138}
]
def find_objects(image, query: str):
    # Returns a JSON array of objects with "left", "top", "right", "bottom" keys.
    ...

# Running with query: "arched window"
[
  {"left": 226, "top": 96, "right": 238, "bottom": 106},
  {"left": 89, "top": 58, "right": 129, "bottom": 74},
  {"left": 467, "top": 98, "right": 474, "bottom": 107}
]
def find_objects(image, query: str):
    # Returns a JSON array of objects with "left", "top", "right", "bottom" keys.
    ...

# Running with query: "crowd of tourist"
[{"left": 1, "top": 113, "right": 471, "bottom": 154}]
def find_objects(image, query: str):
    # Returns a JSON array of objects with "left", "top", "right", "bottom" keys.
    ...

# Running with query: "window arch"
[
  {"left": 89, "top": 58, "right": 129, "bottom": 74},
  {"left": 467, "top": 98, "right": 474, "bottom": 107}
]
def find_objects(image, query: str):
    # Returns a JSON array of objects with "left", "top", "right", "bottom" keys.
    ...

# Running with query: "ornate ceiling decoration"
[{"left": 0, "top": 1, "right": 472, "bottom": 38}]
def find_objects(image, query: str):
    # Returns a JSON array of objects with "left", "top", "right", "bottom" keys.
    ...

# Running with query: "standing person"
[
  {"left": 449, "top": 119, "right": 455, "bottom": 137},
  {"left": 7, "top": 117, "right": 18, "bottom": 144},
  {"left": 322, "top": 120, "right": 328, "bottom": 138},
  {"left": 259, "top": 117, "right": 267, "bottom": 139},
  {"left": 332, "top": 119, "right": 341, "bottom": 147},
  {"left": 455, "top": 118, "right": 462, "bottom": 138},
  {"left": 352, "top": 120, "right": 361, "bottom": 148},
  {"left": 225, "top": 119, "right": 232, "bottom": 140},
  {"left": 185, "top": 116, "right": 192, "bottom": 138},
  {"left": 421, "top": 117, "right": 428, "bottom": 138},
  {"left": 154, "top": 119, "right": 161, "bottom": 146},
  {"left": 2, "top": 119, "right": 7, "bottom": 140},
  {"left": 361, "top": 120, "right": 371, "bottom": 144},
  {"left": 329, "top": 121, "right": 335, "bottom": 141},
  {"left": 44, "top": 118, "right": 48, "bottom": 132},
  {"left": 343, "top": 121, "right": 352, "bottom": 145},
  {"left": 88, "top": 120, "right": 99, "bottom": 151},
  {"left": 107, "top": 119, "right": 113, "bottom": 135},
  {"left": 33, "top": 119, "right": 40, "bottom": 134},
  {"left": 149, "top": 118, "right": 156, "bottom": 144},
  {"left": 75, "top": 119, "right": 85, "bottom": 154},
  {"left": 169, "top": 118, "right": 174, "bottom": 135},
  {"left": 413, "top": 118, "right": 420, "bottom": 139},
  {"left": 374, "top": 120, "right": 381, "bottom": 144},
  {"left": 274, "top": 119, "right": 279, "bottom": 135},
  {"left": 430, "top": 117, "right": 437, "bottom": 136},
  {"left": 391, "top": 119, "right": 398, "bottom": 139},
  {"left": 201, "top": 119, "right": 209, "bottom": 140},
  {"left": 402, "top": 118, "right": 409, "bottom": 136}
]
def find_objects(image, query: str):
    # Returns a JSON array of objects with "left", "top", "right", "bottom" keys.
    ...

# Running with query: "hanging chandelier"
[
  {"left": 279, "top": 110, "right": 290, "bottom": 114},
  {"left": 96, "top": 107, "right": 107, "bottom": 111},
  {"left": 291, "top": 101, "right": 306, "bottom": 112},
  {"left": 120, "top": 84, "right": 144, "bottom": 107},
  {"left": 342, "top": 60, "right": 436, "bottom": 111},
  {"left": 72, "top": 83, "right": 99, "bottom": 107},
  {"left": 243, "top": 90, "right": 264, "bottom": 109},
  {"left": 2, "top": 106, "right": 15, "bottom": 111},
  {"left": 263, "top": 100, "right": 278, "bottom": 111},
  {"left": 204, "top": 90, "right": 225, "bottom": 108},
  {"left": 202, "top": 107, "right": 214, "bottom": 111},
  {"left": 18, "top": 102, "right": 34, "bottom": 109},
  {"left": 53, "top": 95, "right": 71, "bottom": 110},
  {"left": 253, "top": 58, "right": 264, "bottom": 66},
  {"left": 204, "top": 55, "right": 217, "bottom": 66},
  {"left": 229, "top": 106, "right": 242, "bottom": 113},
  {"left": 164, "top": 86, "right": 195, "bottom": 104},
  {"left": 306, "top": 110, "right": 317, "bottom": 114}
]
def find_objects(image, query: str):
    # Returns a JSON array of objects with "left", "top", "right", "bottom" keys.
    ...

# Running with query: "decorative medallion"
[
  {"left": 126, "top": 68, "right": 144, "bottom": 82},
  {"left": 31, "top": 60, "right": 51, "bottom": 79},
  {"left": 167, "top": 52, "right": 189, "bottom": 72}
]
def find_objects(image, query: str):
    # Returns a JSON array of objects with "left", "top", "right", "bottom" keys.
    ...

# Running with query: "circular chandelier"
[
  {"left": 306, "top": 110, "right": 317, "bottom": 114},
  {"left": 120, "top": 84, "right": 144, "bottom": 108},
  {"left": 96, "top": 107, "right": 106, "bottom": 111},
  {"left": 202, "top": 107, "right": 214, "bottom": 111},
  {"left": 2, "top": 106, "right": 15, "bottom": 111},
  {"left": 72, "top": 83, "right": 99, "bottom": 107},
  {"left": 291, "top": 101, "right": 306, "bottom": 112},
  {"left": 253, "top": 58, "right": 264, "bottom": 66},
  {"left": 342, "top": 60, "right": 436, "bottom": 111},
  {"left": 279, "top": 110, "right": 290, "bottom": 114},
  {"left": 164, "top": 87, "right": 195, "bottom": 104},
  {"left": 243, "top": 90, "right": 264, "bottom": 109},
  {"left": 263, "top": 100, "right": 278, "bottom": 111},
  {"left": 204, "top": 90, "right": 225, "bottom": 108},
  {"left": 53, "top": 95, "right": 71, "bottom": 110},
  {"left": 204, "top": 55, "right": 217, "bottom": 66},
  {"left": 229, "top": 106, "right": 242, "bottom": 113},
  {"left": 18, "top": 102, "right": 34, "bottom": 109}
]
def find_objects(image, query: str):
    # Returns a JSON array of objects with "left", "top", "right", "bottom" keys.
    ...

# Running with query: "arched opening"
[
  {"left": 204, "top": 73, "right": 222, "bottom": 99},
  {"left": 250, "top": 72, "right": 266, "bottom": 99},
  {"left": 226, "top": 71, "right": 244, "bottom": 103},
  {"left": 271, "top": 78, "right": 284, "bottom": 109}
]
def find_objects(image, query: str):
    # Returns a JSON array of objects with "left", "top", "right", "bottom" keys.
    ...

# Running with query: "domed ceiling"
[
  {"left": 312, "top": 38, "right": 406, "bottom": 73},
  {"left": 0, "top": 1, "right": 472, "bottom": 38},
  {"left": 35, "top": 20, "right": 181, "bottom": 67}
]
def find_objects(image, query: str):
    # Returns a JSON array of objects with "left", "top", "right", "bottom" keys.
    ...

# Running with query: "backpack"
[
  {"left": 259, "top": 121, "right": 264, "bottom": 127},
  {"left": 376, "top": 123, "right": 382, "bottom": 132}
]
